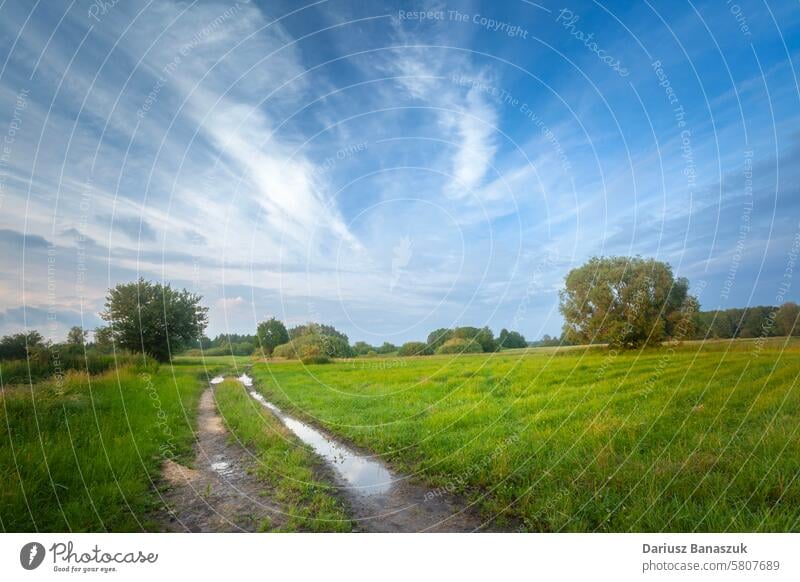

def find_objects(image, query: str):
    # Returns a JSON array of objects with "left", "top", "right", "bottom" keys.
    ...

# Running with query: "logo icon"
[{"left": 20, "top": 542, "right": 45, "bottom": 570}]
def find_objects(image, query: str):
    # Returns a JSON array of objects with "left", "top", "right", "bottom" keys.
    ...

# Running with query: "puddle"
[
  {"left": 210, "top": 376, "right": 224, "bottom": 385},
  {"left": 244, "top": 383, "right": 393, "bottom": 496},
  {"left": 232, "top": 374, "right": 483, "bottom": 531},
  {"left": 210, "top": 460, "right": 234, "bottom": 476}
]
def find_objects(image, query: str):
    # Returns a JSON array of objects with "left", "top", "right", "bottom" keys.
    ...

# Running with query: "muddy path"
[
  {"left": 159, "top": 381, "right": 285, "bottom": 532},
  {"left": 240, "top": 374, "right": 485, "bottom": 533}
]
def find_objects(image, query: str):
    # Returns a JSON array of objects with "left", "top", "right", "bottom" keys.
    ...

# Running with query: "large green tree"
[
  {"left": 559, "top": 257, "right": 697, "bottom": 349},
  {"left": 100, "top": 278, "right": 208, "bottom": 361},
  {"left": 256, "top": 317, "right": 289, "bottom": 356}
]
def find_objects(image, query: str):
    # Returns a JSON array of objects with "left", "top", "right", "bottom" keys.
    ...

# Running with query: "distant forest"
[
  {"left": 693, "top": 304, "right": 798, "bottom": 340},
  {"left": 195, "top": 303, "right": 798, "bottom": 354},
  {"left": 531, "top": 303, "right": 798, "bottom": 347}
]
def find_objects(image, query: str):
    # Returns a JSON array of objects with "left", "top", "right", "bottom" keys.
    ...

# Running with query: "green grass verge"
[
  {"left": 251, "top": 338, "right": 800, "bottom": 532},
  {"left": 0, "top": 362, "right": 218, "bottom": 531},
  {"left": 214, "top": 380, "right": 351, "bottom": 532}
]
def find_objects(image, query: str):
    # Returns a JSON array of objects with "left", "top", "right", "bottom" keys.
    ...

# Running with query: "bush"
[
  {"left": 276, "top": 341, "right": 333, "bottom": 364},
  {"left": 376, "top": 342, "right": 398, "bottom": 354},
  {"left": 435, "top": 337, "right": 484, "bottom": 355},
  {"left": 352, "top": 341, "right": 374, "bottom": 356},
  {"left": 272, "top": 333, "right": 353, "bottom": 360},
  {"left": 426, "top": 326, "right": 497, "bottom": 352},
  {"left": 498, "top": 328, "right": 527, "bottom": 349},
  {"left": 300, "top": 345, "right": 332, "bottom": 364},
  {"left": 272, "top": 342, "right": 298, "bottom": 359},
  {"left": 0, "top": 350, "right": 143, "bottom": 384},
  {"left": 398, "top": 341, "right": 432, "bottom": 357}
]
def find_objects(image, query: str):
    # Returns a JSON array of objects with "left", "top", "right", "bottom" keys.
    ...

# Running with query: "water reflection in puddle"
[
  {"left": 210, "top": 460, "right": 234, "bottom": 476},
  {"left": 244, "top": 383, "right": 393, "bottom": 496}
]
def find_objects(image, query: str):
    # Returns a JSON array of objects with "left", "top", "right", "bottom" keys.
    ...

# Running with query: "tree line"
[
  {"left": 1, "top": 258, "right": 796, "bottom": 371},
  {"left": 558, "top": 256, "right": 797, "bottom": 347}
]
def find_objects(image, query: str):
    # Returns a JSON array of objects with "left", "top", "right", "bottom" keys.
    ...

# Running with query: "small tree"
[
  {"left": 66, "top": 326, "right": 88, "bottom": 346},
  {"left": 498, "top": 328, "right": 527, "bottom": 349},
  {"left": 93, "top": 326, "right": 114, "bottom": 353},
  {"left": 353, "top": 341, "right": 374, "bottom": 356},
  {"left": 473, "top": 326, "right": 497, "bottom": 352},
  {"left": 377, "top": 342, "right": 397, "bottom": 354},
  {"left": 100, "top": 278, "right": 208, "bottom": 361},
  {"left": 436, "top": 337, "right": 483, "bottom": 354},
  {"left": 426, "top": 328, "right": 453, "bottom": 352},
  {"left": 289, "top": 322, "right": 348, "bottom": 342},
  {"left": 256, "top": 317, "right": 289, "bottom": 356},
  {"left": 398, "top": 341, "right": 432, "bottom": 356},
  {"left": 559, "top": 257, "right": 697, "bottom": 349},
  {"left": 452, "top": 326, "right": 496, "bottom": 352}
]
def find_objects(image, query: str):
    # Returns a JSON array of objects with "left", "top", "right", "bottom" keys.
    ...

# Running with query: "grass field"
[
  {"left": 250, "top": 337, "right": 800, "bottom": 532},
  {"left": 0, "top": 359, "right": 227, "bottom": 531},
  {"left": 0, "top": 355, "right": 350, "bottom": 532}
]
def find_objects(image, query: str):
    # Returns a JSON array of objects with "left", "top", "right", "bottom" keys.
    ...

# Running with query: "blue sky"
[{"left": 0, "top": 0, "right": 798, "bottom": 345}]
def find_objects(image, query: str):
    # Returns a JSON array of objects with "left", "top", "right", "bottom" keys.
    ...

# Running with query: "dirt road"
[{"left": 159, "top": 385, "right": 283, "bottom": 532}]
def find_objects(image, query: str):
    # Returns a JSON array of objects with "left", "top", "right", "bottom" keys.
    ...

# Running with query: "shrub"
[
  {"left": 272, "top": 341, "right": 298, "bottom": 359},
  {"left": 0, "top": 350, "right": 143, "bottom": 384},
  {"left": 272, "top": 333, "right": 353, "bottom": 360},
  {"left": 435, "top": 337, "right": 484, "bottom": 355},
  {"left": 498, "top": 328, "right": 527, "bottom": 349},
  {"left": 398, "top": 341, "right": 432, "bottom": 357},
  {"left": 0, "top": 331, "right": 44, "bottom": 360},
  {"left": 426, "top": 328, "right": 453, "bottom": 352},
  {"left": 352, "top": 341, "right": 374, "bottom": 356},
  {"left": 289, "top": 323, "right": 348, "bottom": 342},
  {"left": 426, "top": 326, "right": 497, "bottom": 352},
  {"left": 300, "top": 345, "right": 331, "bottom": 365},
  {"left": 376, "top": 342, "right": 398, "bottom": 354}
]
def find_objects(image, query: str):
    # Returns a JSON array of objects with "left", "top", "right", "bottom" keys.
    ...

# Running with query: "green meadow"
[
  {"left": 2, "top": 339, "right": 798, "bottom": 532},
  {"left": 0, "top": 357, "right": 349, "bottom": 532},
  {"left": 250, "top": 337, "right": 800, "bottom": 532},
  {"left": 0, "top": 360, "right": 216, "bottom": 531}
]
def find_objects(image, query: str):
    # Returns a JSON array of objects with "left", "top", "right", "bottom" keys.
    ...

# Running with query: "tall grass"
[
  {"left": 0, "top": 364, "right": 208, "bottom": 531},
  {"left": 0, "top": 351, "right": 143, "bottom": 384}
]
